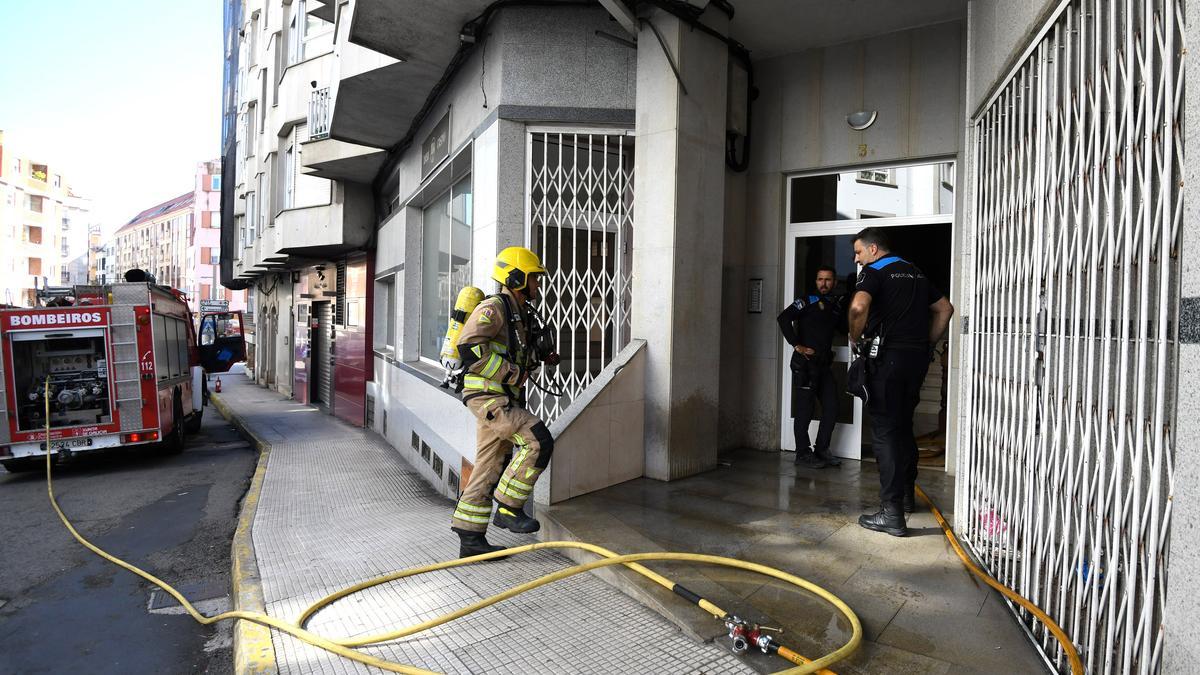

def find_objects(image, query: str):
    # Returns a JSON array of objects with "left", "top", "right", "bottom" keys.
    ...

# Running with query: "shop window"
[
  {"left": 376, "top": 275, "right": 397, "bottom": 350},
  {"left": 420, "top": 176, "right": 472, "bottom": 363}
]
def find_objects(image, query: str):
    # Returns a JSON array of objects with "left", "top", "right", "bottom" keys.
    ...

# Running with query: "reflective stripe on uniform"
[
  {"left": 455, "top": 501, "right": 492, "bottom": 514},
  {"left": 489, "top": 340, "right": 507, "bottom": 354},
  {"left": 499, "top": 474, "right": 534, "bottom": 492},
  {"left": 453, "top": 509, "right": 491, "bottom": 524},
  {"left": 496, "top": 482, "right": 529, "bottom": 500},
  {"left": 481, "top": 353, "right": 503, "bottom": 379},
  {"left": 463, "top": 375, "right": 506, "bottom": 393},
  {"left": 509, "top": 445, "right": 531, "bottom": 472}
]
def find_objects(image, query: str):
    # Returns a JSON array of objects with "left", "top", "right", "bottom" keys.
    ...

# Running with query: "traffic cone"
[{"left": 215, "top": 377, "right": 222, "bottom": 393}]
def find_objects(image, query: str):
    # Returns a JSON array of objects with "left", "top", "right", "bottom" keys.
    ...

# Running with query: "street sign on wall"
[{"left": 199, "top": 299, "right": 229, "bottom": 313}]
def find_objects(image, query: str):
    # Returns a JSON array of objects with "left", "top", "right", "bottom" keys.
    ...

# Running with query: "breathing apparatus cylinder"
[{"left": 440, "top": 286, "right": 485, "bottom": 385}]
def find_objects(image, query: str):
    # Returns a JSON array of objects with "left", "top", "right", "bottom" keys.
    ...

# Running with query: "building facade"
[
  {"left": 0, "top": 130, "right": 93, "bottom": 305},
  {"left": 221, "top": 0, "right": 1198, "bottom": 670},
  {"left": 111, "top": 160, "right": 246, "bottom": 315},
  {"left": 113, "top": 192, "right": 194, "bottom": 290}
]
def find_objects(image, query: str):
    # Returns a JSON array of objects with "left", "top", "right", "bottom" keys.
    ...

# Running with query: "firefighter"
[
  {"left": 847, "top": 227, "right": 954, "bottom": 537},
  {"left": 450, "top": 246, "right": 555, "bottom": 558},
  {"left": 777, "top": 265, "right": 845, "bottom": 469}
]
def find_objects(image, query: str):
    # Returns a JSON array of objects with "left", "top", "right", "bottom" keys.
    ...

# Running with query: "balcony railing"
[{"left": 309, "top": 87, "right": 331, "bottom": 140}]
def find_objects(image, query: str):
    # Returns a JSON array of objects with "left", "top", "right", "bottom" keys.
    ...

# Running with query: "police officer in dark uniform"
[
  {"left": 777, "top": 265, "right": 844, "bottom": 469},
  {"left": 847, "top": 228, "right": 954, "bottom": 537}
]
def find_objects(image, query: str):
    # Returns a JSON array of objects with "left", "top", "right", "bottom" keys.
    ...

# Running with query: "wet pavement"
[{"left": 540, "top": 450, "right": 1049, "bottom": 674}]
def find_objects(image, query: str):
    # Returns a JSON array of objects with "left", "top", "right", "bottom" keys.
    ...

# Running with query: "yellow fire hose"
[
  {"left": 37, "top": 378, "right": 1080, "bottom": 674},
  {"left": 40, "top": 382, "right": 857, "bottom": 673}
]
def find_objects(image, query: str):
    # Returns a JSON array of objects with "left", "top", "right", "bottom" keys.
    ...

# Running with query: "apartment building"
[
  {"left": 113, "top": 192, "right": 193, "bottom": 290},
  {"left": 220, "top": 0, "right": 370, "bottom": 422},
  {"left": 0, "top": 130, "right": 92, "bottom": 305},
  {"left": 221, "top": 1, "right": 1199, "bottom": 669},
  {"left": 111, "top": 160, "right": 246, "bottom": 315}
]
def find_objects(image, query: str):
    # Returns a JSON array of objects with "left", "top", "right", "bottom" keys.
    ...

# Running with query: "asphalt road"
[{"left": 0, "top": 400, "right": 256, "bottom": 674}]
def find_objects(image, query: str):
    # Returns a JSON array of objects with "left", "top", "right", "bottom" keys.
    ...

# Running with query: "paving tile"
[{"left": 219, "top": 374, "right": 751, "bottom": 674}]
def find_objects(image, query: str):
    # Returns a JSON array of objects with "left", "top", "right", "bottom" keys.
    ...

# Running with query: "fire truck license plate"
[{"left": 41, "top": 437, "right": 94, "bottom": 451}]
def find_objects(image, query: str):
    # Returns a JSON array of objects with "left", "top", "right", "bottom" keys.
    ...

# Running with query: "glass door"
[{"left": 780, "top": 227, "right": 863, "bottom": 459}]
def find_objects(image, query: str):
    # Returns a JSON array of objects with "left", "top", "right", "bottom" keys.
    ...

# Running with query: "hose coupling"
[{"left": 724, "top": 615, "right": 782, "bottom": 655}]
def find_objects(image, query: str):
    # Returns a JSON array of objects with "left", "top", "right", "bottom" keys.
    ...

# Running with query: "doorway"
[
  {"left": 780, "top": 160, "right": 955, "bottom": 467},
  {"left": 311, "top": 301, "right": 332, "bottom": 407}
]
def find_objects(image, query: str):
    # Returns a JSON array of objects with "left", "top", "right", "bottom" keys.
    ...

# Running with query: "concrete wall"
[
  {"left": 536, "top": 340, "right": 646, "bottom": 504},
  {"left": 632, "top": 11, "right": 729, "bottom": 481},
  {"left": 492, "top": 6, "right": 637, "bottom": 109},
  {"left": 1163, "top": 1, "right": 1200, "bottom": 667},
  {"left": 372, "top": 4, "right": 636, "bottom": 497},
  {"left": 276, "top": 181, "right": 372, "bottom": 252},
  {"left": 725, "top": 21, "right": 964, "bottom": 452},
  {"left": 964, "top": 0, "right": 1060, "bottom": 115}
]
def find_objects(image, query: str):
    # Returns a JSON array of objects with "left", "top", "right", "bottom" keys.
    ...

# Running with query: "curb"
[{"left": 212, "top": 391, "right": 280, "bottom": 675}]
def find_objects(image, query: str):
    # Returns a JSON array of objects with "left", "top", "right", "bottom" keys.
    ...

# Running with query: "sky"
[{"left": 0, "top": 0, "right": 223, "bottom": 236}]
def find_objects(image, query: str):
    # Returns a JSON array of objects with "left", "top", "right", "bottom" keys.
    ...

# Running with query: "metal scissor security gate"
[
  {"left": 963, "top": 1, "right": 1182, "bottom": 673},
  {"left": 526, "top": 131, "right": 634, "bottom": 423}
]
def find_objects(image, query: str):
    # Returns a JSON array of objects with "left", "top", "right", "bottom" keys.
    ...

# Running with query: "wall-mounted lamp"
[{"left": 847, "top": 110, "right": 878, "bottom": 131}]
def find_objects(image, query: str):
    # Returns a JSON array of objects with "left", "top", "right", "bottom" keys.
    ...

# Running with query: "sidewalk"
[{"left": 214, "top": 372, "right": 753, "bottom": 674}]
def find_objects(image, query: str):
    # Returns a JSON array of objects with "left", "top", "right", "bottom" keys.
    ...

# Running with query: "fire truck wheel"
[
  {"left": 163, "top": 396, "right": 185, "bottom": 454},
  {"left": 184, "top": 408, "right": 204, "bottom": 434},
  {"left": 2, "top": 457, "right": 43, "bottom": 473}
]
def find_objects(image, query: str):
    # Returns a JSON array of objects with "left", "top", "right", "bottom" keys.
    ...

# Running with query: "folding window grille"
[
  {"left": 526, "top": 131, "right": 634, "bottom": 423},
  {"left": 962, "top": 1, "right": 1182, "bottom": 673}
]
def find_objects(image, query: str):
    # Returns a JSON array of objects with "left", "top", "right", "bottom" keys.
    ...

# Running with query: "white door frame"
[{"left": 779, "top": 213, "right": 955, "bottom": 459}]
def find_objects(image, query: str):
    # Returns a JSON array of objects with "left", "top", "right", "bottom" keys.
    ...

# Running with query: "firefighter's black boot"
[
  {"left": 453, "top": 528, "right": 508, "bottom": 560},
  {"left": 814, "top": 447, "right": 841, "bottom": 467},
  {"left": 794, "top": 449, "right": 828, "bottom": 469},
  {"left": 858, "top": 502, "right": 908, "bottom": 537},
  {"left": 493, "top": 505, "right": 540, "bottom": 534},
  {"left": 903, "top": 487, "right": 916, "bottom": 513}
]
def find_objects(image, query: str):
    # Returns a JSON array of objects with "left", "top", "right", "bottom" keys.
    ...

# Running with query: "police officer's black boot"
[
  {"left": 453, "top": 528, "right": 508, "bottom": 559},
  {"left": 794, "top": 449, "right": 829, "bottom": 469},
  {"left": 858, "top": 502, "right": 908, "bottom": 537},
  {"left": 814, "top": 447, "right": 841, "bottom": 467},
  {"left": 903, "top": 487, "right": 916, "bottom": 513},
  {"left": 493, "top": 505, "right": 541, "bottom": 534}
]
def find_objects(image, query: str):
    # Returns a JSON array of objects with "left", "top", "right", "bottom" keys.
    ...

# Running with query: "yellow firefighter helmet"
[{"left": 492, "top": 246, "right": 546, "bottom": 291}]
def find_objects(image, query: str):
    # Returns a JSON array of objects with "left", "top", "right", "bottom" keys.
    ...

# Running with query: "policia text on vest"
[
  {"left": 777, "top": 265, "right": 848, "bottom": 470},
  {"left": 444, "top": 247, "right": 558, "bottom": 558},
  {"left": 847, "top": 228, "right": 955, "bottom": 538}
]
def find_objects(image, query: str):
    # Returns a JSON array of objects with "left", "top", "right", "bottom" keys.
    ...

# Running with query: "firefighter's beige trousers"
[{"left": 451, "top": 395, "right": 548, "bottom": 533}]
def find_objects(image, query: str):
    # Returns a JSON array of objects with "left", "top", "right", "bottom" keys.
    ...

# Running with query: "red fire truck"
[{"left": 0, "top": 280, "right": 245, "bottom": 472}]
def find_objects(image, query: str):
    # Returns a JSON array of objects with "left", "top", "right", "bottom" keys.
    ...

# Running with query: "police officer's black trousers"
[
  {"left": 792, "top": 364, "right": 837, "bottom": 453},
  {"left": 865, "top": 351, "right": 929, "bottom": 507}
]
